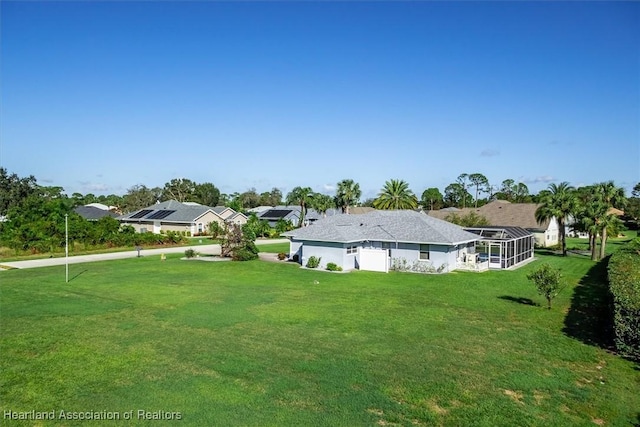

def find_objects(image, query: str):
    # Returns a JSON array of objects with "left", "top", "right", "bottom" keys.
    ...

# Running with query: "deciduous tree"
[
  {"left": 527, "top": 263, "right": 565, "bottom": 309},
  {"left": 420, "top": 188, "right": 444, "bottom": 211}
]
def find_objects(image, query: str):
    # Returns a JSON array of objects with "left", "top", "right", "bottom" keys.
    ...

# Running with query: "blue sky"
[{"left": 1, "top": 1, "right": 638, "bottom": 200}]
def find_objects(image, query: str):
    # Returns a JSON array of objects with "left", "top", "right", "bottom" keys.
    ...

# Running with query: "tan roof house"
[
  {"left": 428, "top": 200, "right": 559, "bottom": 247},
  {"left": 119, "top": 200, "right": 242, "bottom": 236}
]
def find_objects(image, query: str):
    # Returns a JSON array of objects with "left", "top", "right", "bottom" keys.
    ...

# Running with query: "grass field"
[{"left": 1, "top": 239, "right": 638, "bottom": 426}]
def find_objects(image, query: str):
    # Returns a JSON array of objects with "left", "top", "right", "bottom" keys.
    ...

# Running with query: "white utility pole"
[{"left": 65, "top": 214, "right": 69, "bottom": 283}]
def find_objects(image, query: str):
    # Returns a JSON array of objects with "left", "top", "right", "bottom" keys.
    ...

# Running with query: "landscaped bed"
[{"left": 0, "top": 244, "right": 638, "bottom": 426}]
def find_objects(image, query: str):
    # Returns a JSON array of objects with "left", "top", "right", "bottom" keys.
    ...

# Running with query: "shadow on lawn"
[
  {"left": 563, "top": 256, "right": 615, "bottom": 350},
  {"left": 69, "top": 269, "right": 88, "bottom": 282},
  {"left": 498, "top": 296, "right": 540, "bottom": 306}
]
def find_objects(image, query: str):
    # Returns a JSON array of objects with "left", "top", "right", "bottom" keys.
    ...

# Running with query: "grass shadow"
[
  {"left": 563, "top": 256, "right": 615, "bottom": 350},
  {"left": 498, "top": 295, "right": 540, "bottom": 306},
  {"left": 69, "top": 269, "right": 89, "bottom": 282}
]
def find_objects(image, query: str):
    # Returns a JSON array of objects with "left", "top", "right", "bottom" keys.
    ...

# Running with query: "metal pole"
[{"left": 65, "top": 214, "right": 69, "bottom": 283}]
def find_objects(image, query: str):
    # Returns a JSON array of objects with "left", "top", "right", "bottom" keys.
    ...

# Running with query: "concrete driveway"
[{"left": 0, "top": 239, "right": 288, "bottom": 270}]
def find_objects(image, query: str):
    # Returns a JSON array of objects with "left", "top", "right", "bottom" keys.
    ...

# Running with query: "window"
[
  {"left": 419, "top": 244, "right": 430, "bottom": 260},
  {"left": 382, "top": 242, "right": 394, "bottom": 249},
  {"left": 346, "top": 245, "right": 358, "bottom": 255}
]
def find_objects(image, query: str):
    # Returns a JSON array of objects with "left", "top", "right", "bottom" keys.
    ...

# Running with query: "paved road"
[{"left": 0, "top": 239, "right": 289, "bottom": 270}]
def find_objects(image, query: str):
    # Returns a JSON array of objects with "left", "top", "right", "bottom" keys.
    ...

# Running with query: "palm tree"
[
  {"left": 535, "top": 182, "right": 576, "bottom": 256},
  {"left": 312, "top": 193, "right": 334, "bottom": 218},
  {"left": 285, "top": 186, "right": 314, "bottom": 227},
  {"left": 373, "top": 179, "right": 418, "bottom": 210},
  {"left": 594, "top": 181, "right": 626, "bottom": 259},
  {"left": 335, "top": 179, "right": 361, "bottom": 214}
]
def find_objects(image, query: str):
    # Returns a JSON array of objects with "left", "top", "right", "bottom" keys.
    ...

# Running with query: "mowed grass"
[{"left": 1, "top": 249, "right": 639, "bottom": 426}]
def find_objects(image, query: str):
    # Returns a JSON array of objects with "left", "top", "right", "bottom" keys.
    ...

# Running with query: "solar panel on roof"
[
  {"left": 261, "top": 209, "right": 293, "bottom": 219},
  {"left": 146, "top": 210, "right": 175, "bottom": 220},
  {"left": 130, "top": 209, "right": 153, "bottom": 219}
]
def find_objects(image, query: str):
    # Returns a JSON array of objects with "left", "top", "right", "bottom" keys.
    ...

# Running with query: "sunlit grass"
[{"left": 1, "top": 247, "right": 638, "bottom": 426}]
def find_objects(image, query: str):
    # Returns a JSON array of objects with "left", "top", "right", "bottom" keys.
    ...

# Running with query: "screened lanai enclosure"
[{"left": 464, "top": 226, "right": 535, "bottom": 270}]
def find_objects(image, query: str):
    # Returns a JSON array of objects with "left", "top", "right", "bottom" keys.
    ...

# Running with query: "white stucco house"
[{"left": 282, "top": 210, "right": 482, "bottom": 273}]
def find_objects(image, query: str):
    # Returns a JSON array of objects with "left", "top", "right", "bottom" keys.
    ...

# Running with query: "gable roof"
[
  {"left": 119, "top": 200, "right": 225, "bottom": 223},
  {"left": 283, "top": 210, "right": 479, "bottom": 245},
  {"left": 429, "top": 200, "right": 552, "bottom": 231}
]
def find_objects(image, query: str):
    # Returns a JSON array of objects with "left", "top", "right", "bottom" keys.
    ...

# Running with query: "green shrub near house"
[{"left": 305, "top": 256, "right": 321, "bottom": 268}]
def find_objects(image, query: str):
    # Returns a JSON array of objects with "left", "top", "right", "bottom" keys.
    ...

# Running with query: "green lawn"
[{"left": 1, "top": 245, "right": 638, "bottom": 426}]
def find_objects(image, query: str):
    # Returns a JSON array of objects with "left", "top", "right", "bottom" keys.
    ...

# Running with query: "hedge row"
[{"left": 607, "top": 238, "right": 640, "bottom": 361}]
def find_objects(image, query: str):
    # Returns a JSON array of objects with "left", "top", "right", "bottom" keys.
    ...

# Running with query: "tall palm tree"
[
  {"left": 594, "top": 181, "right": 626, "bottom": 259},
  {"left": 535, "top": 182, "right": 576, "bottom": 256},
  {"left": 312, "top": 193, "right": 334, "bottom": 218},
  {"left": 285, "top": 186, "right": 314, "bottom": 227},
  {"left": 335, "top": 179, "right": 361, "bottom": 214},
  {"left": 373, "top": 179, "right": 418, "bottom": 210}
]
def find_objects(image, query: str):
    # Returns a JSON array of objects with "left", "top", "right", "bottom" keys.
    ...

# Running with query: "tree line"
[{"left": 1, "top": 168, "right": 637, "bottom": 257}]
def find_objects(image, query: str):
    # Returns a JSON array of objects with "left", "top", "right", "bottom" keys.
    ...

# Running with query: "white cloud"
[
  {"left": 323, "top": 184, "right": 335, "bottom": 192},
  {"left": 523, "top": 175, "right": 555, "bottom": 184},
  {"left": 480, "top": 149, "right": 500, "bottom": 157}
]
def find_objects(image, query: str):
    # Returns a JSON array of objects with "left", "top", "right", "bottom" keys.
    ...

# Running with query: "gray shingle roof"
[
  {"left": 282, "top": 210, "right": 479, "bottom": 245},
  {"left": 74, "top": 206, "right": 119, "bottom": 221},
  {"left": 119, "top": 200, "right": 218, "bottom": 223}
]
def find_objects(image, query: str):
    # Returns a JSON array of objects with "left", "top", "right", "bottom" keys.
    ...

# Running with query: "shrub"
[
  {"left": 277, "top": 252, "right": 287, "bottom": 261},
  {"left": 306, "top": 256, "right": 321, "bottom": 268},
  {"left": 527, "top": 263, "right": 565, "bottom": 309},
  {"left": 326, "top": 262, "right": 342, "bottom": 271},
  {"left": 608, "top": 240, "right": 640, "bottom": 361},
  {"left": 232, "top": 247, "right": 258, "bottom": 261},
  {"left": 184, "top": 248, "right": 197, "bottom": 258}
]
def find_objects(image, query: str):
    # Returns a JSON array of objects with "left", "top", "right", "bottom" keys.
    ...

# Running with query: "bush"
[
  {"left": 184, "top": 248, "right": 197, "bottom": 258},
  {"left": 608, "top": 240, "right": 640, "bottom": 361},
  {"left": 232, "top": 247, "right": 258, "bottom": 261},
  {"left": 277, "top": 252, "right": 287, "bottom": 261},
  {"left": 306, "top": 256, "right": 321, "bottom": 268},
  {"left": 527, "top": 263, "right": 565, "bottom": 309},
  {"left": 326, "top": 262, "right": 342, "bottom": 271}
]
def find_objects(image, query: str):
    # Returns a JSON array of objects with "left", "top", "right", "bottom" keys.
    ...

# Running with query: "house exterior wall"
[
  {"left": 533, "top": 217, "right": 559, "bottom": 247},
  {"left": 159, "top": 222, "right": 194, "bottom": 234},
  {"left": 292, "top": 239, "right": 459, "bottom": 273},
  {"left": 289, "top": 240, "right": 303, "bottom": 261},
  {"left": 301, "top": 241, "right": 350, "bottom": 270}
]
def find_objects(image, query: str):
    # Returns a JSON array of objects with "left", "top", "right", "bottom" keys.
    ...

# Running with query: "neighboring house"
[
  {"left": 74, "top": 205, "right": 120, "bottom": 221},
  {"left": 227, "top": 211, "right": 248, "bottom": 226},
  {"left": 259, "top": 206, "right": 302, "bottom": 227},
  {"left": 85, "top": 202, "right": 119, "bottom": 212},
  {"left": 565, "top": 207, "right": 625, "bottom": 238},
  {"left": 282, "top": 210, "right": 481, "bottom": 273},
  {"left": 119, "top": 200, "right": 241, "bottom": 235},
  {"left": 428, "top": 200, "right": 559, "bottom": 248}
]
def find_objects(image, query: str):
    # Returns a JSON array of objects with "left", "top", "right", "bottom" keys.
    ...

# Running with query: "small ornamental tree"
[{"left": 527, "top": 263, "right": 565, "bottom": 309}]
